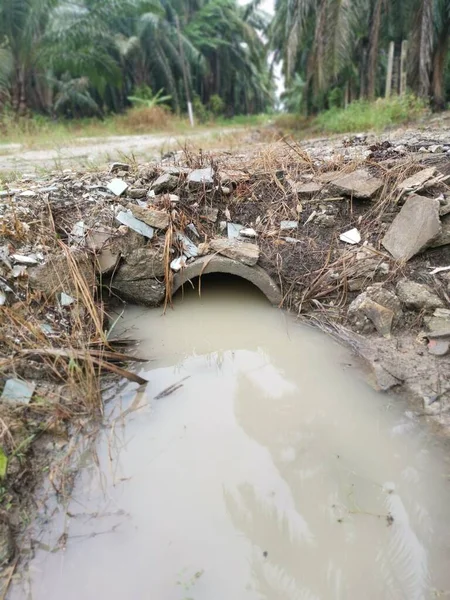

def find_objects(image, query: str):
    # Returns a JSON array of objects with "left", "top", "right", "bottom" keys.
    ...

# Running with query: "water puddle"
[{"left": 12, "top": 276, "right": 450, "bottom": 599}]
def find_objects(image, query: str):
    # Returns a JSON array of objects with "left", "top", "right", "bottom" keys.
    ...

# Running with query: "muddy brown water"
[{"left": 11, "top": 276, "right": 450, "bottom": 599}]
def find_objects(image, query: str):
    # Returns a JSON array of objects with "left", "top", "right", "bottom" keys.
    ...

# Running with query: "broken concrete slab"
[
  {"left": 382, "top": 195, "right": 441, "bottom": 261},
  {"left": 430, "top": 214, "right": 450, "bottom": 248},
  {"left": 209, "top": 238, "right": 259, "bottom": 266},
  {"left": 110, "top": 278, "right": 165, "bottom": 307},
  {"left": 151, "top": 173, "right": 179, "bottom": 194},
  {"left": 1, "top": 378, "right": 35, "bottom": 404},
  {"left": 113, "top": 246, "right": 165, "bottom": 281},
  {"left": 331, "top": 169, "right": 383, "bottom": 199},
  {"left": 116, "top": 210, "right": 154, "bottom": 239},
  {"left": 107, "top": 178, "right": 128, "bottom": 196},
  {"left": 396, "top": 279, "right": 444, "bottom": 311},
  {"left": 187, "top": 167, "right": 214, "bottom": 188},
  {"left": 292, "top": 181, "right": 322, "bottom": 197},
  {"left": 176, "top": 233, "right": 198, "bottom": 258},
  {"left": 397, "top": 167, "right": 436, "bottom": 192},
  {"left": 128, "top": 205, "right": 169, "bottom": 230},
  {"left": 358, "top": 298, "right": 395, "bottom": 337},
  {"left": 347, "top": 285, "right": 402, "bottom": 335}
]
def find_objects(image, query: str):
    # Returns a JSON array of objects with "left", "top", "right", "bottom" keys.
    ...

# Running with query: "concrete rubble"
[
  {"left": 330, "top": 169, "right": 383, "bottom": 199},
  {"left": 382, "top": 195, "right": 442, "bottom": 260},
  {"left": 209, "top": 238, "right": 259, "bottom": 266},
  {"left": 2, "top": 124, "right": 450, "bottom": 566}
]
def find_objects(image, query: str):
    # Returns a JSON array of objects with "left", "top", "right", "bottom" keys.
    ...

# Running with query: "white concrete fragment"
[
  {"left": 107, "top": 178, "right": 128, "bottom": 196},
  {"left": 60, "top": 292, "right": 75, "bottom": 306},
  {"left": 280, "top": 220, "right": 298, "bottom": 230},
  {"left": 116, "top": 210, "right": 154, "bottom": 239},
  {"left": 176, "top": 233, "right": 198, "bottom": 258},
  {"left": 170, "top": 256, "right": 187, "bottom": 272},
  {"left": 12, "top": 254, "right": 38, "bottom": 265},
  {"left": 227, "top": 223, "right": 243, "bottom": 238},
  {"left": 240, "top": 228, "right": 257, "bottom": 238},
  {"left": 1, "top": 379, "right": 35, "bottom": 404},
  {"left": 340, "top": 228, "right": 361, "bottom": 244}
]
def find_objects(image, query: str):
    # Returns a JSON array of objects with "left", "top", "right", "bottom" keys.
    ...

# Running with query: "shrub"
[
  {"left": 314, "top": 94, "right": 428, "bottom": 133},
  {"left": 209, "top": 94, "right": 225, "bottom": 116}
]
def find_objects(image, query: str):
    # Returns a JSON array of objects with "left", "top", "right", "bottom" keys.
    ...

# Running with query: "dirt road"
[{"left": 0, "top": 126, "right": 241, "bottom": 174}]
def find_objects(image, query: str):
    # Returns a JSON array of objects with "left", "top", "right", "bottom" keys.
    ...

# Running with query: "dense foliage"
[
  {"left": 0, "top": 0, "right": 449, "bottom": 120},
  {"left": 272, "top": 0, "right": 450, "bottom": 114},
  {"left": 0, "top": 0, "right": 272, "bottom": 118}
]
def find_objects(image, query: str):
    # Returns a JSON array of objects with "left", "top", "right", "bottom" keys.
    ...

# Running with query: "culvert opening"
[
  {"left": 171, "top": 255, "right": 282, "bottom": 306},
  {"left": 172, "top": 272, "right": 272, "bottom": 305}
]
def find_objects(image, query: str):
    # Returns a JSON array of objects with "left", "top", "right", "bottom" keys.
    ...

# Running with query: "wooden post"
[
  {"left": 175, "top": 15, "right": 195, "bottom": 127},
  {"left": 400, "top": 40, "right": 408, "bottom": 95},
  {"left": 385, "top": 41, "right": 395, "bottom": 98}
]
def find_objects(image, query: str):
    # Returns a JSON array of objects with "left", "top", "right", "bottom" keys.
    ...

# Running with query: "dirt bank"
[{"left": 1, "top": 122, "right": 450, "bottom": 585}]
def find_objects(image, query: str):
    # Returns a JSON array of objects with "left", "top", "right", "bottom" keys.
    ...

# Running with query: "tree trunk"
[
  {"left": 431, "top": 30, "right": 449, "bottom": 111},
  {"left": 18, "top": 67, "right": 27, "bottom": 116},
  {"left": 367, "top": 0, "right": 384, "bottom": 100}
]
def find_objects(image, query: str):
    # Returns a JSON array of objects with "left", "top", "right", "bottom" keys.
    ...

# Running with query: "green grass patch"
[{"left": 313, "top": 95, "right": 428, "bottom": 134}]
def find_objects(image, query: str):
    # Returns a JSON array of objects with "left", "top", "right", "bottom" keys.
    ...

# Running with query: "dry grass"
[{"left": 116, "top": 106, "right": 175, "bottom": 133}]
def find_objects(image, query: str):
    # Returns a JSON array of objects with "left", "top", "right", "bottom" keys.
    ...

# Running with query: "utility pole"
[
  {"left": 400, "top": 40, "right": 408, "bottom": 95},
  {"left": 385, "top": 41, "right": 395, "bottom": 98},
  {"left": 175, "top": 15, "right": 194, "bottom": 127}
]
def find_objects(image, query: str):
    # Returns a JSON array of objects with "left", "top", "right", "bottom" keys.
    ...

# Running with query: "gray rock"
[
  {"left": 292, "top": 181, "right": 322, "bottom": 197},
  {"left": 396, "top": 279, "right": 443, "bottom": 311},
  {"left": 331, "top": 169, "right": 383, "bottom": 199},
  {"left": 29, "top": 252, "right": 95, "bottom": 297},
  {"left": 110, "top": 162, "right": 130, "bottom": 173},
  {"left": 382, "top": 195, "right": 441, "bottom": 261},
  {"left": 187, "top": 167, "right": 214, "bottom": 188},
  {"left": 109, "top": 229, "right": 146, "bottom": 258},
  {"left": 113, "top": 247, "right": 165, "bottom": 281},
  {"left": 209, "top": 238, "right": 259, "bottom": 266},
  {"left": 347, "top": 285, "right": 401, "bottom": 335},
  {"left": 110, "top": 278, "right": 165, "bottom": 306},
  {"left": 128, "top": 187, "right": 147, "bottom": 199},
  {"left": 430, "top": 214, "right": 450, "bottom": 248},
  {"left": 428, "top": 339, "right": 449, "bottom": 356},
  {"left": 128, "top": 205, "right": 169, "bottom": 230},
  {"left": 315, "top": 214, "right": 335, "bottom": 228},
  {"left": 372, "top": 364, "right": 401, "bottom": 391},
  {"left": 397, "top": 167, "right": 436, "bottom": 191},
  {"left": 151, "top": 173, "right": 179, "bottom": 194}
]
